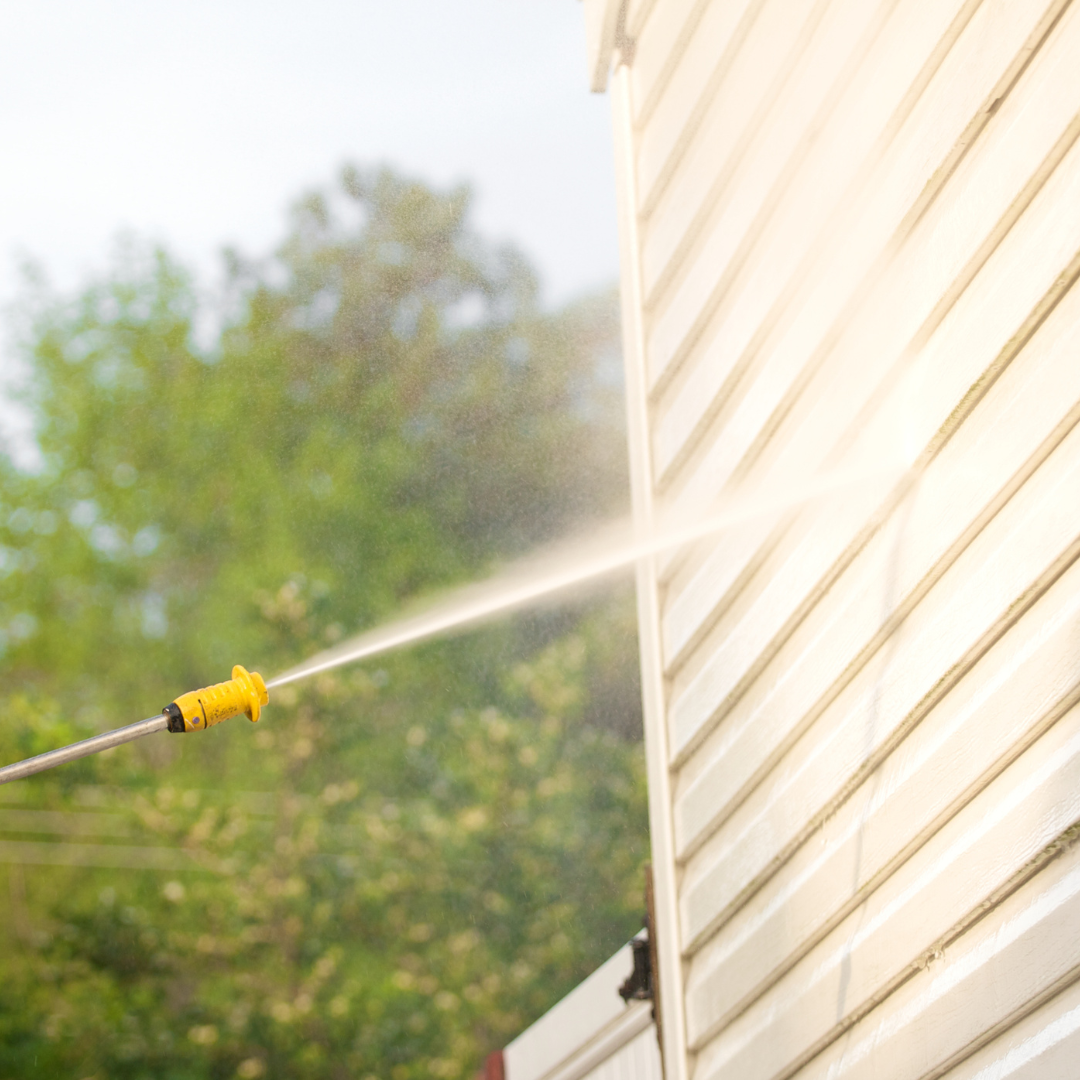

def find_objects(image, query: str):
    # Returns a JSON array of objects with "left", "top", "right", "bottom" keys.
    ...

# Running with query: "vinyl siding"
[
  {"left": 606, "top": 0, "right": 1080, "bottom": 1077},
  {"left": 503, "top": 941, "right": 662, "bottom": 1080}
]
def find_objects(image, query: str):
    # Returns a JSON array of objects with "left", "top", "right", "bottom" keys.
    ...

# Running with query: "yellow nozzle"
[{"left": 166, "top": 665, "right": 270, "bottom": 734}]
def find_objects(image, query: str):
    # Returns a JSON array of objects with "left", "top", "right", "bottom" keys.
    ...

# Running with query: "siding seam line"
[
  {"left": 726, "top": 110, "right": 1080, "bottom": 500},
  {"left": 644, "top": 0, "right": 985, "bottom": 406},
  {"left": 675, "top": 253, "right": 1080, "bottom": 867},
  {"left": 630, "top": 0, "right": 712, "bottom": 134},
  {"left": 636, "top": 0, "right": 771, "bottom": 223},
  {"left": 652, "top": 0, "right": 1061, "bottom": 495},
  {"left": 641, "top": 0, "right": 864, "bottom": 314},
  {"left": 765, "top": 826, "right": 1080, "bottom": 1080},
  {"left": 917, "top": 971, "right": 1080, "bottom": 1079},
  {"left": 686, "top": 683, "right": 1080, "bottom": 1049},
  {"left": 682, "top": 524, "right": 1080, "bottom": 954},
  {"left": 667, "top": 232, "right": 1080, "bottom": 770}
]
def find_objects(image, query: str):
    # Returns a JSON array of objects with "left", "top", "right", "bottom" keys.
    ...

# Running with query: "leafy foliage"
[{"left": 0, "top": 168, "right": 647, "bottom": 1079}]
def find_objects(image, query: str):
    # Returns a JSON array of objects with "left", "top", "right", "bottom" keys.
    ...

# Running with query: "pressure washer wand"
[
  {"left": 0, "top": 665, "right": 269, "bottom": 787},
  {"left": 0, "top": 714, "right": 170, "bottom": 785}
]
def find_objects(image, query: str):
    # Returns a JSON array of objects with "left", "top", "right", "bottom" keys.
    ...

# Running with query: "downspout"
[{"left": 609, "top": 42, "right": 692, "bottom": 1080}]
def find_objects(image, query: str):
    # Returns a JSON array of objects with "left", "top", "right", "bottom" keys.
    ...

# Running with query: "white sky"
[
  {"left": 0, "top": 0, "right": 617, "bottom": 305},
  {"left": 0, "top": 0, "right": 619, "bottom": 461}
]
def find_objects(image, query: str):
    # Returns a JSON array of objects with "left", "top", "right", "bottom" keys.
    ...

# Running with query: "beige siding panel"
[
  {"left": 939, "top": 976, "right": 1080, "bottom": 1079},
  {"left": 625, "top": 0, "right": 659, "bottom": 40},
  {"left": 639, "top": 0, "right": 902, "bottom": 313},
  {"left": 684, "top": 565, "right": 1080, "bottom": 1043},
  {"left": 640, "top": 0, "right": 899, "bottom": 308},
  {"left": 667, "top": 224, "right": 1080, "bottom": 779},
  {"left": 657, "top": 510, "right": 787, "bottom": 674},
  {"left": 694, "top": 838, "right": 1080, "bottom": 1080},
  {"left": 599, "top": 0, "right": 1080, "bottom": 1075},
  {"left": 679, "top": 413, "right": 1080, "bottom": 948},
  {"left": 640, "top": 0, "right": 980, "bottom": 392},
  {"left": 581, "top": 1025, "right": 664, "bottom": 1080},
  {"left": 671, "top": 183, "right": 1080, "bottom": 842},
  {"left": 504, "top": 944, "right": 642, "bottom": 1080},
  {"left": 689, "top": 704, "right": 1080, "bottom": 1076},
  {"left": 628, "top": 0, "right": 704, "bottom": 130},
  {"left": 777, "top": 832, "right": 1080, "bottom": 1080},
  {"left": 634, "top": 0, "right": 794, "bottom": 226},
  {"left": 660, "top": 18, "right": 1080, "bottom": 687},
  {"left": 666, "top": 473, "right": 890, "bottom": 725},
  {"left": 649, "top": 0, "right": 1059, "bottom": 486},
  {"left": 503, "top": 939, "right": 661, "bottom": 1080},
  {"left": 661, "top": 0, "right": 1080, "bottom": 526}
]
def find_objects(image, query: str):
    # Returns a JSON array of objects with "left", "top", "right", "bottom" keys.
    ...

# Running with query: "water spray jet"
[{"left": 0, "top": 460, "right": 904, "bottom": 784}]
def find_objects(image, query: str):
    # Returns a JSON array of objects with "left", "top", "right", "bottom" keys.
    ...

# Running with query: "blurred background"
[
  {"left": 0, "top": 0, "right": 620, "bottom": 460},
  {"left": 0, "top": 3, "right": 648, "bottom": 1078}
]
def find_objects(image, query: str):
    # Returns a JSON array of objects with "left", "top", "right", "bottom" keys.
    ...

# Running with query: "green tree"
[{"left": 0, "top": 167, "right": 647, "bottom": 1079}]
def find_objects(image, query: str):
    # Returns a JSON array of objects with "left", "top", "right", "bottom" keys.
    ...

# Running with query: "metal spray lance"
[{"left": 0, "top": 665, "right": 269, "bottom": 786}]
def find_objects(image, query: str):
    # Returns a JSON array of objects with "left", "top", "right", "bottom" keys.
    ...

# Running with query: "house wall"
[
  {"left": 504, "top": 940, "right": 663, "bottom": 1080},
  {"left": 594, "top": 0, "right": 1080, "bottom": 1078}
]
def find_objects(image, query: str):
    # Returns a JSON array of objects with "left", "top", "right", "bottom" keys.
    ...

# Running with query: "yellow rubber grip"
[{"left": 171, "top": 665, "right": 269, "bottom": 732}]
